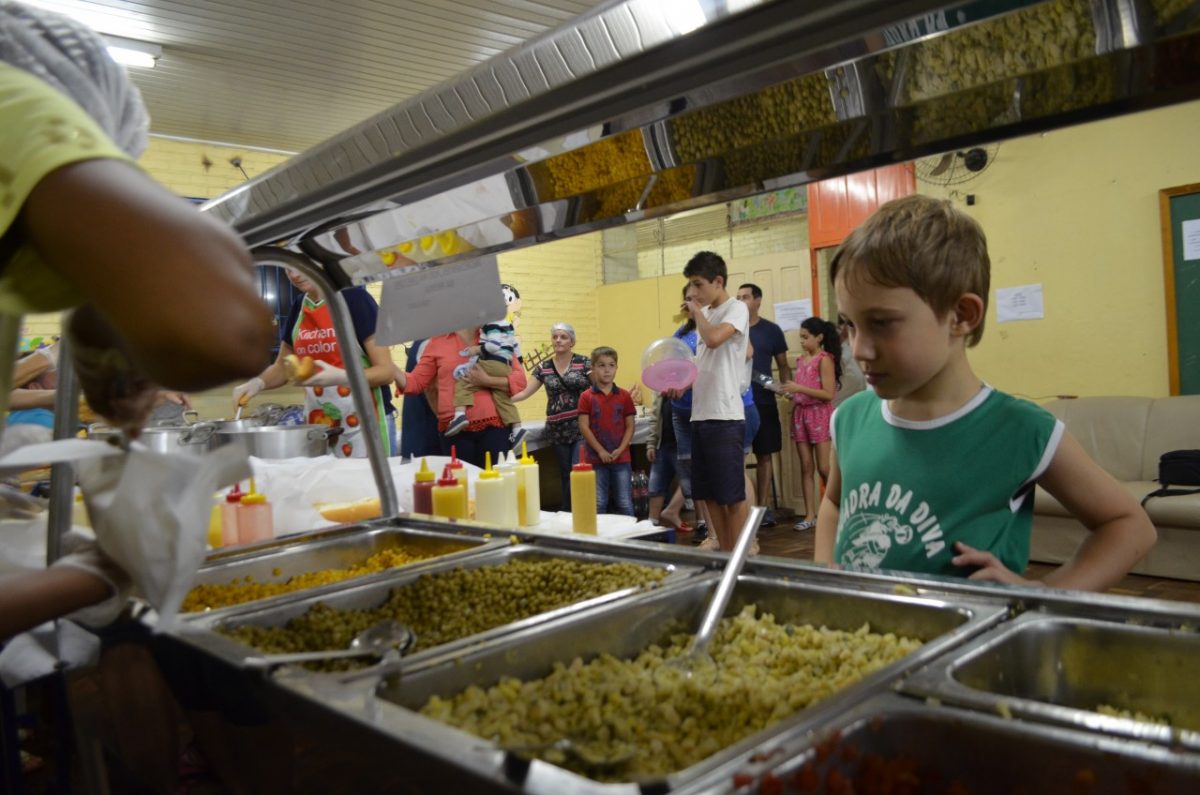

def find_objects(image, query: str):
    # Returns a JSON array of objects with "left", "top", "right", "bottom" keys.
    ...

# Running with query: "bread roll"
[
  {"left": 317, "top": 497, "right": 382, "bottom": 523},
  {"left": 284, "top": 354, "right": 316, "bottom": 383}
]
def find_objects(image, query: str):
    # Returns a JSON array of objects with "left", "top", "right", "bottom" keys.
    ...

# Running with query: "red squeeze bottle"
[{"left": 412, "top": 457, "right": 436, "bottom": 514}]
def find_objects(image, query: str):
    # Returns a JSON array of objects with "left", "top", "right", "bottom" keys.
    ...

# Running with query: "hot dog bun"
[
  {"left": 284, "top": 354, "right": 316, "bottom": 383},
  {"left": 317, "top": 497, "right": 382, "bottom": 524}
]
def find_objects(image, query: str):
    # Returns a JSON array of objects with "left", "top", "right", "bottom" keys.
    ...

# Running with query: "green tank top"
[{"left": 832, "top": 386, "right": 1063, "bottom": 579}]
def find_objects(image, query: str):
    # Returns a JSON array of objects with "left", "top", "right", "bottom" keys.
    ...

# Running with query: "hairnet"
[{"left": 0, "top": 1, "right": 149, "bottom": 157}]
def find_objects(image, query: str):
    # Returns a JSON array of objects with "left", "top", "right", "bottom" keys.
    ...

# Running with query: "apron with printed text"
[{"left": 290, "top": 297, "right": 390, "bottom": 458}]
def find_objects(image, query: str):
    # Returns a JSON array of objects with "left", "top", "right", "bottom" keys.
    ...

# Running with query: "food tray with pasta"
[
  {"left": 183, "top": 522, "right": 507, "bottom": 616},
  {"left": 176, "top": 544, "right": 700, "bottom": 672},
  {"left": 342, "top": 573, "right": 1007, "bottom": 791},
  {"left": 720, "top": 692, "right": 1200, "bottom": 795},
  {"left": 900, "top": 610, "right": 1200, "bottom": 753}
]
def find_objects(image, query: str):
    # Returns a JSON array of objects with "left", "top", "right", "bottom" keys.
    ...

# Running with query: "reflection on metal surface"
[{"left": 203, "top": 0, "right": 1200, "bottom": 290}]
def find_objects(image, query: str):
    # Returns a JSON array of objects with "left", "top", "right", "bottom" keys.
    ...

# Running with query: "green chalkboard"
[{"left": 1167, "top": 190, "right": 1200, "bottom": 395}]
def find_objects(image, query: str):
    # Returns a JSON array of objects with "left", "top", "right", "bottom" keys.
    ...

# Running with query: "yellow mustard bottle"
[
  {"left": 571, "top": 448, "right": 597, "bottom": 535},
  {"left": 448, "top": 444, "right": 469, "bottom": 516},
  {"left": 518, "top": 441, "right": 541, "bottom": 527},
  {"left": 207, "top": 500, "right": 224, "bottom": 549},
  {"left": 431, "top": 465, "right": 467, "bottom": 519},
  {"left": 473, "top": 452, "right": 506, "bottom": 524}
]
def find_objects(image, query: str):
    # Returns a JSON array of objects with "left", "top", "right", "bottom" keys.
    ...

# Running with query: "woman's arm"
[
  {"left": 401, "top": 342, "right": 441, "bottom": 395},
  {"left": 0, "top": 568, "right": 110, "bottom": 641},
  {"left": 9, "top": 389, "right": 56, "bottom": 410},
  {"left": 361, "top": 336, "right": 397, "bottom": 388},
  {"left": 24, "top": 159, "right": 276, "bottom": 389},
  {"left": 511, "top": 376, "right": 543, "bottom": 403}
]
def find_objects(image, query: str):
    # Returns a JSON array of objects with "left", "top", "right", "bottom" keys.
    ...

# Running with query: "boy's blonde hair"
[{"left": 830, "top": 195, "right": 990, "bottom": 347}]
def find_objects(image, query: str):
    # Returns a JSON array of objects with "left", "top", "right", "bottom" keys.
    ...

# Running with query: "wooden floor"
[{"left": 673, "top": 515, "right": 1200, "bottom": 605}]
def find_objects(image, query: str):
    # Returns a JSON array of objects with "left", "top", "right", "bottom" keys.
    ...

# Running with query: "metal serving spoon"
[
  {"left": 655, "top": 505, "right": 766, "bottom": 684},
  {"left": 243, "top": 619, "right": 415, "bottom": 669},
  {"left": 501, "top": 737, "right": 636, "bottom": 772}
]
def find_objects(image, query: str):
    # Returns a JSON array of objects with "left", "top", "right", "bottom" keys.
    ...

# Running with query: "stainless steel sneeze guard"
[
  {"left": 202, "top": 0, "right": 1200, "bottom": 287},
  {"left": 267, "top": 574, "right": 1008, "bottom": 795}
]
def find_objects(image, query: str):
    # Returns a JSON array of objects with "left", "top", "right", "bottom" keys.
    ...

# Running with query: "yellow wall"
[{"left": 919, "top": 100, "right": 1200, "bottom": 400}]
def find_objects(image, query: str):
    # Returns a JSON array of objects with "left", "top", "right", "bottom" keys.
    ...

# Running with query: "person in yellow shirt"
[{"left": 0, "top": 2, "right": 275, "bottom": 638}]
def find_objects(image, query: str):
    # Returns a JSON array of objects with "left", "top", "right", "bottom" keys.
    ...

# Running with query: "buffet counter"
[{"left": 121, "top": 517, "right": 1200, "bottom": 794}]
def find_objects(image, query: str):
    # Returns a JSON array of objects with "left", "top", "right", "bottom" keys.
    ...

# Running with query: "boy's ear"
[{"left": 951, "top": 293, "right": 985, "bottom": 336}]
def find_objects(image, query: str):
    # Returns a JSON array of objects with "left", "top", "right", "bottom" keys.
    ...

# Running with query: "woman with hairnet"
[
  {"left": 0, "top": 1, "right": 275, "bottom": 638},
  {"left": 511, "top": 322, "right": 592, "bottom": 510}
]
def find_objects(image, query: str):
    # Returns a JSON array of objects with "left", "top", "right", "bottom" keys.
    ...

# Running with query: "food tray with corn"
[
  {"left": 181, "top": 522, "right": 507, "bottom": 617},
  {"left": 719, "top": 692, "right": 1200, "bottom": 795},
  {"left": 899, "top": 609, "right": 1200, "bottom": 753},
  {"left": 303, "top": 572, "right": 1007, "bottom": 792},
  {"left": 176, "top": 544, "right": 700, "bottom": 673}
]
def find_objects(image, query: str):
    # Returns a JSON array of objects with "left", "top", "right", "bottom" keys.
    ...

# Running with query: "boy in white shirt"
[{"left": 680, "top": 251, "right": 751, "bottom": 551}]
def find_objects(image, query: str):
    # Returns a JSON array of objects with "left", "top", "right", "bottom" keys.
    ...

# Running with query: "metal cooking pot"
[
  {"left": 88, "top": 422, "right": 217, "bottom": 456},
  {"left": 206, "top": 417, "right": 264, "bottom": 434},
  {"left": 215, "top": 425, "right": 342, "bottom": 458}
]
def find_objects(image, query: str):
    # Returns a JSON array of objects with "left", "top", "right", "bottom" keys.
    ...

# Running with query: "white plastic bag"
[{"left": 77, "top": 442, "right": 250, "bottom": 629}]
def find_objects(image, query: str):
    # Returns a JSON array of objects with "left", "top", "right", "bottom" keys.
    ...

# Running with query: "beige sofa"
[{"left": 1031, "top": 396, "right": 1200, "bottom": 581}]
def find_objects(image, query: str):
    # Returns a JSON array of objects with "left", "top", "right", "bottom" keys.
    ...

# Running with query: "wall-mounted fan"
[{"left": 915, "top": 144, "right": 999, "bottom": 187}]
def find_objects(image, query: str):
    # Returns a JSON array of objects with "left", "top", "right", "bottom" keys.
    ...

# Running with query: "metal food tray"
[
  {"left": 900, "top": 610, "right": 1200, "bottom": 753},
  {"left": 177, "top": 544, "right": 699, "bottom": 671},
  {"left": 183, "top": 523, "right": 506, "bottom": 619},
  {"left": 716, "top": 692, "right": 1200, "bottom": 795},
  {"left": 307, "top": 573, "right": 1008, "bottom": 794}
]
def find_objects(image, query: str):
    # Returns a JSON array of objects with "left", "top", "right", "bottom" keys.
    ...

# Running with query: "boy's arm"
[
  {"left": 692, "top": 309, "right": 739, "bottom": 349},
  {"left": 954, "top": 432, "right": 1156, "bottom": 591},
  {"left": 613, "top": 413, "right": 636, "bottom": 460},
  {"left": 1035, "top": 433, "right": 1156, "bottom": 590},
  {"left": 577, "top": 410, "right": 611, "bottom": 463},
  {"left": 814, "top": 449, "right": 842, "bottom": 564}
]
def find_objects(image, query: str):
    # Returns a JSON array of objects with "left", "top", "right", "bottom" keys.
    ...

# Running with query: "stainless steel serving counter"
[{"left": 110, "top": 516, "right": 1194, "bottom": 793}]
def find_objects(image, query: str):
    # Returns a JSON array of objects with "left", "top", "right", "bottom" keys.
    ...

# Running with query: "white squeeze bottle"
[
  {"left": 497, "top": 450, "right": 520, "bottom": 527},
  {"left": 473, "top": 452, "right": 506, "bottom": 524},
  {"left": 518, "top": 441, "right": 541, "bottom": 527}
]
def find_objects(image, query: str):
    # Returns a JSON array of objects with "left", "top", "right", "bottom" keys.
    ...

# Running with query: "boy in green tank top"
[{"left": 816, "top": 196, "right": 1155, "bottom": 590}]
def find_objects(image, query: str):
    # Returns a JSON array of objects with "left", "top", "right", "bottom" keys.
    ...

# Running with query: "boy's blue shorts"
[{"left": 690, "top": 419, "right": 746, "bottom": 506}]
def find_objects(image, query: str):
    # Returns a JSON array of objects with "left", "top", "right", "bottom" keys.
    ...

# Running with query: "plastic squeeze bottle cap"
[
  {"left": 241, "top": 478, "right": 266, "bottom": 505},
  {"left": 519, "top": 440, "right": 535, "bottom": 464},
  {"left": 225, "top": 483, "right": 245, "bottom": 503},
  {"left": 505, "top": 450, "right": 518, "bottom": 467},
  {"left": 572, "top": 446, "right": 592, "bottom": 472},
  {"left": 437, "top": 465, "right": 459, "bottom": 487},
  {"left": 449, "top": 445, "right": 463, "bottom": 469},
  {"left": 414, "top": 457, "right": 435, "bottom": 482},
  {"left": 478, "top": 451, "right": 499, "bottom": 480}
]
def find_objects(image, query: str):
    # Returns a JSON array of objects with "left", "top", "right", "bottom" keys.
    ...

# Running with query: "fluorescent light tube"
[{"left": 102, "top": 35, "right": 161, "bottom": 69}]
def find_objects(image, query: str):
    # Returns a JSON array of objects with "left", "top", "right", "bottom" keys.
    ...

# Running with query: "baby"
[{"left": 446, "top": 283, "right": 525, "bottom": 447}]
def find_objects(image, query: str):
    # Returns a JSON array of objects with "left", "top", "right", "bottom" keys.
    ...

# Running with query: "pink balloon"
[{"left": 642, "top": 359, "right": 698, "bottom": 392}]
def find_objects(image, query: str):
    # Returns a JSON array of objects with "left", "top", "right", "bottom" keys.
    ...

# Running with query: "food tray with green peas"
[
  {"left": 310, "top": 572, "right": 1007, "bottom": 793},
  {"left": 182, "top": 522, "right": 508, "bottom": 617},
  {"left": 177, "top": 545, "right": 700, "bottom": 673}
]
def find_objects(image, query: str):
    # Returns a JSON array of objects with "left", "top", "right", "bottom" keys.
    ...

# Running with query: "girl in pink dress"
[{"left": 780, "top": 317, "right": 842, "bottom": 531}]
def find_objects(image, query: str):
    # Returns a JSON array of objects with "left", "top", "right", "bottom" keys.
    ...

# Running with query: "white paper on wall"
[
  {"left": 995, "top": 284, "right": 1045, "bottom": 323},
  {"left": 773, "top": 299, "right": 813, "bottom": 332}
]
